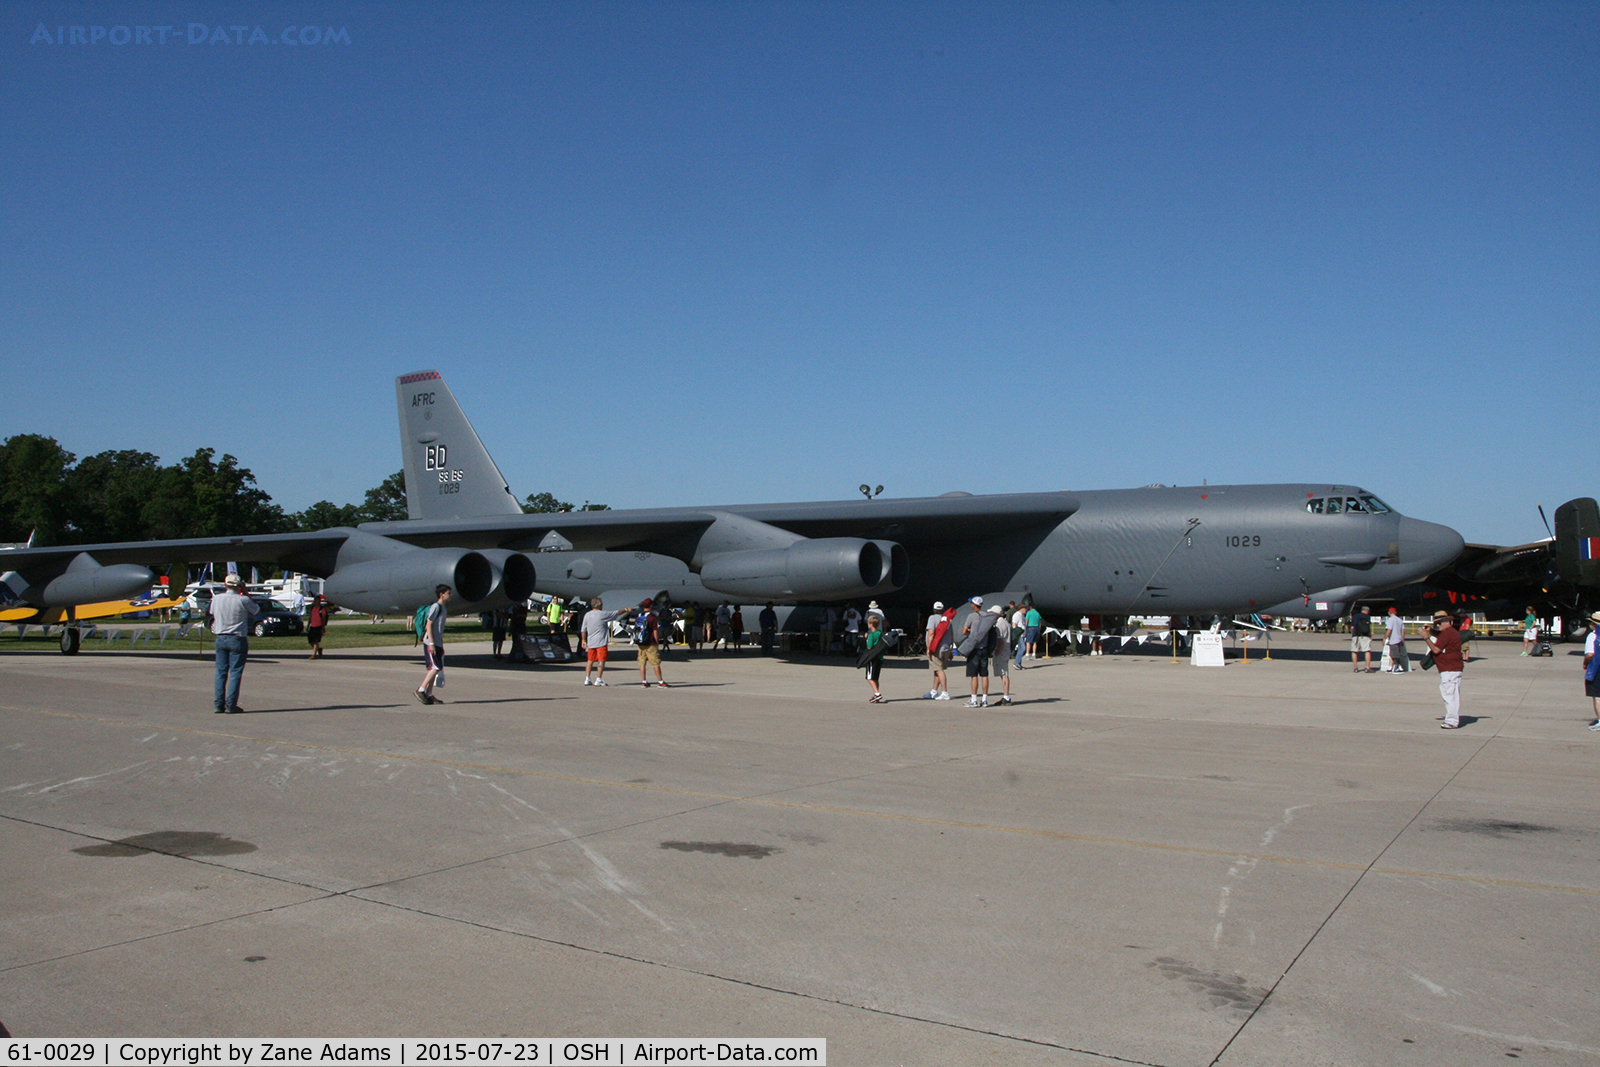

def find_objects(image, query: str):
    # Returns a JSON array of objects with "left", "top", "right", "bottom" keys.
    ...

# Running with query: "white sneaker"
[
  {"left": 925, "top": 689, "right": 938, "bottom": 700},
  {"left": 583, "top": 678, "right": 593, "bottom": 686},
  {"left": 1589, "top": 721, "right": 1600, "bottom": 731},
  {"left": 934, "top": 691, "right": 951, "bottom": 701},
  {"left": 980, "top": 697, "right": 988, "bottom": 707},
  {"left": 964, "top": 697, "right": 981, "bottom": 707},
  {"left": 593, "top": 679, "right": 607, "bottom": 686}
]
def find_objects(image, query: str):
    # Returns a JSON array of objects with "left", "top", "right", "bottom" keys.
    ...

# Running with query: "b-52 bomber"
[{"left": 2, "top": 369, "right": 1464, "bottom": 652}]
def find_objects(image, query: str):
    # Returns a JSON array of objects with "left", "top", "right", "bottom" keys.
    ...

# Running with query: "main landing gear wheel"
[{"left": 59, "top": 627, "right": 80, "bottom": 655}]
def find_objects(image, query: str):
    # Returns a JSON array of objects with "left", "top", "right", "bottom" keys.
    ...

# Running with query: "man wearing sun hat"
[{"left": 1422, "top": 610, "right": 1465, "bottom": 729}]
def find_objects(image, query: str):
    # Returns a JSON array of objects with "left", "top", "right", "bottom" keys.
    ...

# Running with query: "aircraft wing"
[
  {"left": 0, "top": 531, "right": 355, "bottom": 575},
  {"left": 363, "top": 492, "right": 1080, "bottom": 553}
]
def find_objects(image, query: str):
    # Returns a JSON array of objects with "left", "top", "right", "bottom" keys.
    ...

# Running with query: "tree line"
[{"left": 0, "top": 434, "right": 603, "bottom": 547}]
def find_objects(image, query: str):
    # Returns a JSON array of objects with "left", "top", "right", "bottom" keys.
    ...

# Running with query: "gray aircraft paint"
[
  {"left": 393, "top": 371, "right": 1463, "bottom": 620},
  {"left": 396, "top": 370, "right": 523, "bottom": 520},
  {"left": 0, "top": 372, "right": 1466, "bottom": 632}
]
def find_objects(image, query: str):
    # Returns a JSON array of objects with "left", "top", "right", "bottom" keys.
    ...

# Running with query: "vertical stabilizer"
[
  {"left": 395, "top": 371, "right": 524, "bottom": 520},
  {"left": 1554, "top": 497, "right": 1600, "bottom": 588}
]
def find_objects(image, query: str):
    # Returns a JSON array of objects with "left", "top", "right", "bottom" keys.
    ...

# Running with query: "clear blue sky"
[{"left": 3, "top": 2, "right": 1595, "bottom": 546}]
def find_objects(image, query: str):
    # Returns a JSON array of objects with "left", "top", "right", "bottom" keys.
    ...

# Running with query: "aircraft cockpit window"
[
  {"left": 1324, "top": 497, "right": 1343, "bottom": 515},
  {"left": 1306, "top": 499, "right": 1324, "bottom": 514},
  {"left": 1361, "top": 495, "right": 1392, "bottom": 514},
  {"left": 1344, "top": 497, "right": 1368, "bottom": 514}
]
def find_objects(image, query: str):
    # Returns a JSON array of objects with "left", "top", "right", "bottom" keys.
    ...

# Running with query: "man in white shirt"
[
  {"left": 1383, "top": 607, "right": 1408, "bottom": 673},
  {"left": 208, "top": 573, "right": 260, "bottom": 714}
]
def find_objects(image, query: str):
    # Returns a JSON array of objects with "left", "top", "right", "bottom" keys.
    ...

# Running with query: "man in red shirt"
[{"left": 1422, "top": 610, "right": 1465, "bottom": 728}]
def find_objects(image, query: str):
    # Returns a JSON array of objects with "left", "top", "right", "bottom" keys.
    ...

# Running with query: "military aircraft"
[
  {"left": 1, "top": 370, "right": 1464, "bottom": 653},
  {"left": 1364, "top": 497, "right": 1600, "bottom": 636},
  {"left": 388, "top": 372, "right": 1464, "bottom": 622}
]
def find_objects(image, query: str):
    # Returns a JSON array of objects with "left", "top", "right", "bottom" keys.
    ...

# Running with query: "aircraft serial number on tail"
[{"left": 1227, "top": 535, "right": 1263, "bottom": 547}]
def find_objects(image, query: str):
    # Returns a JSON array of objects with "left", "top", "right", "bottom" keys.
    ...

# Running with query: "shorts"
[
  {"left": 966, "top": 654, "right": 990, "bottom": 677},
  {"left": 1586, "top": 676, "right": 1600, "bottom": 699},
  {"left": 636, "top": 643, "right": 661, "bottom": 666},
  {"left": 586, "top": 646, "right": 608, "bottom": 663},
  {"left": 929, "top": 650, "right": 951, "bottom": 671},
  {"left": 991, "top": 653, "right": 1009, "bottom": 677},
  {"left": 425, "top": 645, "right": 444, "bottom": 671},
  {"left": 1524, "top": 628, "right": 1539, "bottom": 642},
  {"left": 306, "top": 626, "right": 324, "bottom": 644},
  {"left": 1351, "top": 635, "right": 1372, "bottom": 653}
]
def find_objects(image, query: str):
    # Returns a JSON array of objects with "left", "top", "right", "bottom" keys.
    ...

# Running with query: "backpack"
[
  {"left": 413, "top": 604, "right": 431, "bottom": 644},
  {"left": 634, "top": 610, "right": 655, "bottom": 646},
  {"left": 984, "top": 622, "right": 1002, "bottom": 656}
]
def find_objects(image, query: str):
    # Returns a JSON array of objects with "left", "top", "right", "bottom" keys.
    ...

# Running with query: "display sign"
[{"left": 1190, "top": 631, "right": 1225, "bottom": 666}]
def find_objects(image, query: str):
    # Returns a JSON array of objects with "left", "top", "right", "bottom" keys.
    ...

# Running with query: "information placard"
[{"left": 1190, "top": 632, "right": 1225, "bottom": 667}]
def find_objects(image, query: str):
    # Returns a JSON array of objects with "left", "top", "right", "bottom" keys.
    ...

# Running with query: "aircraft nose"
[{"left": 1396, "top": 517, "right": 1465, "bottom": 577}]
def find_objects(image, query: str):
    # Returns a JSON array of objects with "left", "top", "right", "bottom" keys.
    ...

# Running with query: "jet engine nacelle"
[
  {"left": 323, "top": 532, "right": 496, "bottom": 614},
  {"left": 698, "top": 538, "right": 909, "bottom": 601},
  {"left": 30, "top": 554, "right": 155, "bottom": 607},
  {"left": 469, "top": 549, "right": 538, "bottom": 610}
]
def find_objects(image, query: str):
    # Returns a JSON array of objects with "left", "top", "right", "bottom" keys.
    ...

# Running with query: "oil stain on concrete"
[
  {"left": 73, "top": 831, "right": 258, "bottom": 858},
  {"left": 1148, "top": 956, "right": 1270, "bottom": 1014},
  {"left": 659, "top": 841, "right": 783, "bottom": 859}
]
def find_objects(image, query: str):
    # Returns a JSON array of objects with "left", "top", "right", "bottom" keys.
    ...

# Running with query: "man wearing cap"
[
  {"left": 1422, "top": 610, "right": 1465, "bottom": 728},
  {"left": 988, "top": 604, "right": 1014, "bottom": 705},
  {"left": 635, "top": 598, "right": 670, "bottom": 688},
  {"left": 924, "top": 602, "right": 954, "bottom": 699},
  {"left": 1584, "top": 610, "right": 1600, "bottom": 730},
  {"left": 208, "top": 573, "right": 260, "bottom": 713},
  {"left": 1382, "top": 606, "right": 1408, "bottom": 673},
  {"left": 956, "top": 596, "right": 999, "bottom": 707}
]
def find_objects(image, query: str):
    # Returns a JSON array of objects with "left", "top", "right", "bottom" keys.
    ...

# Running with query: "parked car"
[{"left": 250, "top": 598, "right": 305, "bottom": 637}]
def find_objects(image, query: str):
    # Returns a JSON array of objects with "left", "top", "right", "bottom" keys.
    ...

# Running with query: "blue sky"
[{"left": 3, "top": 1, "right": 1595, "bottom": 545}]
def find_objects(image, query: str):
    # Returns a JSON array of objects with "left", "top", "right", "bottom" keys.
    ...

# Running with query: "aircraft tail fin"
[
  {"left": 395, "top": 371, "right": 524, "bottom": 520},
  {"left": 1554, "top": 497, "right": 1600, "bottom": 588}
]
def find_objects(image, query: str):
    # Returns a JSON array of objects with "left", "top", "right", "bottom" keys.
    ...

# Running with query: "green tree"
[
  {"left": 361, "top": 470, "right": 409, "bottom": 522},
  {"left": 0, "top": 434, "right": 76, "bottom": 544},
  {"left": 66, "top": 449, "right": 167, "bottom": 543},
  {"left": 152, "top": 448, "right": 290, "bottom": 539},
  {"left": 293, "top": 500, "right": 365, "bottom": 530},
  {"left": 523, "top": 491, "right": 575, "bottom": 514}
]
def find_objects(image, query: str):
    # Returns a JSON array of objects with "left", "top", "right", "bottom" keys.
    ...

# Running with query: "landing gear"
[{"left": 59, "top": 626, "right": 80, "bottom": 655}]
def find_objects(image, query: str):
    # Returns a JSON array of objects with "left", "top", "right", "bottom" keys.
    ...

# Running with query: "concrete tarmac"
[{"left": 2, "top": 633, "right": 1597, "bottom": 1065}]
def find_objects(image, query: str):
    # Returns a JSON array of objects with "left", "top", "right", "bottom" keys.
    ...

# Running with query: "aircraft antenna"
[
  {"left": 1124, "top": 518, "right": 1201, "bottom": 615},
  {"left": 1538, "top": 504, "right": 1554, "bottom": 540}
]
